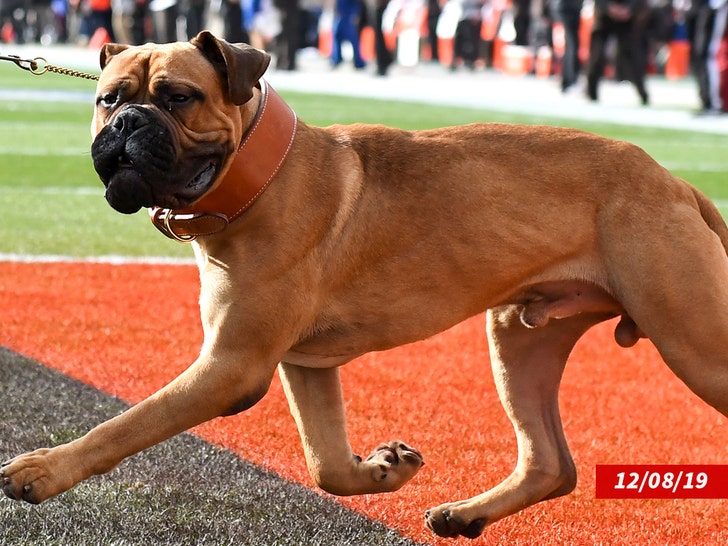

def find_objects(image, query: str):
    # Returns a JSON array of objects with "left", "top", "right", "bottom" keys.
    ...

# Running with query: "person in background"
[
  {"left": 84, "top": 0, "right": 116, "bottom": 42},
  {"left": 689, "top": 0, "right": 728, "bottom": 113},
  {"left": 272, "top": 0, "right": 300, "bottom": 70},
  {"left": 708, "top": 0, "right": 728, "bottom": 112},
  {"left": 244, "top": 0, "right": 281, "bottom": 52},
  {"left": 51, "top": 0, "right": 70, "bottom": 42},
  {"left": 331, "top": 0, "right": 366, "bottom": 68},
  {"left": 112, "top": 0, "right": 134, "bottom": 43},
  {"left": 149, "top": 0, "right": 177, "bottom": 42},
  {"left": 131, "top": 0, "right": 151, "bottom": 43},
  {"left": 450, "top": 0, "right": 484, "bottom": 70},
  {"left": 689, "top": 0, "right": 718, "bottom": 112},
  {"left": 0, "top": 0, "right": 25, "bottom": 43},
  {"left": 720, "top": 1, "right": 728, "bottom": 111},
  {"left": 222, "top": 0, "right": 250, "bottom": 42},
  {"left": 551, "top": 0, "right": 583, "bottom": 92},
  {"left": 513, "top": 0, "right": 531, "bottom": 44},
  {"left": 530, "top": 0, "right": 553, "bottom": 64},
  {"left": 427, "top": 0, "right": 442, "bottom": 62},
  {"left": 183, "top": 0, "right": 207, "bottom": 37},
  {"left": 586, "top": 0, "right": 650, "bottom": 105},
  {"left": 368, "top": 0, "right": 394, "bottom": 75}
]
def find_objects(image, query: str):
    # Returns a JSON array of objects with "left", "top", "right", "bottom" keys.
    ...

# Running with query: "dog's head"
[{"left": 90, "top": 31, "right": 270, "bottom": 214}]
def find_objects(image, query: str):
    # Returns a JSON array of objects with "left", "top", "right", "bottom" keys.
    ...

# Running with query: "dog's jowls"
[{"left": 3, "top": 31, "right": 728, "bottom": 540}]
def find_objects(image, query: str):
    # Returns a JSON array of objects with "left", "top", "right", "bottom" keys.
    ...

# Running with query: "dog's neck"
[{"left": 149, "top": 80, "right": 298, "bottom": 241}]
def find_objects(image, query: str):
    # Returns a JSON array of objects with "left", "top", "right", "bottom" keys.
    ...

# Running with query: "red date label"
[{"left": 596, "top": 465, "right": 728, "bottom": 499}]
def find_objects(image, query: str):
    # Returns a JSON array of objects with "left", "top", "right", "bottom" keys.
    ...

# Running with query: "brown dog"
[{"left": 3, "top": 31, "right": 728, "bottom": 539}]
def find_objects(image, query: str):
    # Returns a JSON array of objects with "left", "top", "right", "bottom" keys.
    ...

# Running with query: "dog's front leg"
[
  {"left": 2, "top": 352, "right": 276, "bottom": 504},
  {"left": 279, "top": 363, "right": 424, "bottom": 496}
]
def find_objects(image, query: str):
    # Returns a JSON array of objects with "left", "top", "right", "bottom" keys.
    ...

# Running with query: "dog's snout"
[{"left": 112, "top": 107, "right": 149, "bottom": 134}]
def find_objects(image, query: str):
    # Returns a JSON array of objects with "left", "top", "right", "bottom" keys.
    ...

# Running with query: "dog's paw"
[
  {"left": 1, "top": 448, "right": 75, "bottom": 504},
  {"left": 361, "top": 440, "right": 424, "bottom": 491},
  {"left": 425, "top": 504, "right": 488, "bottom": 539}
]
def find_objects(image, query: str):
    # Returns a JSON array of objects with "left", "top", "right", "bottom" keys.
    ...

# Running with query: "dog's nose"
[{"left": 112, "top": 107, "right": 149, "bottom": 134}]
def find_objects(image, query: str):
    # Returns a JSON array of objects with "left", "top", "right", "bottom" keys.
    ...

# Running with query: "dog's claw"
[
  {"left": 425, "top": 506, "right": 488, "bottom": 539},
  {"left": 460, "top": 518, "right": 488, "bottom": 539},
  {"left": 361, "top": 440, "right": 424, "bottom": 492},
  {"left": 3, "top": 481, "right": 19, "bottom": 500}
]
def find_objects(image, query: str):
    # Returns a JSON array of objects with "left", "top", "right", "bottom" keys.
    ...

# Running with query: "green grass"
[
  {"left": 2, "top": 63, "right": 727, "bottom": 258},
  {"left": 0, "top": 61, "right": 100, "bottom": 90}
]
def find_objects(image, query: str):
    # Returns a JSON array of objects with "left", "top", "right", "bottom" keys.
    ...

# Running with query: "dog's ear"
[
  {"left": 99, "top": 43, "right": 131, "bottom": 70},
  {"left": 191, "top": 30, "right": 271, "bottom": 105}
]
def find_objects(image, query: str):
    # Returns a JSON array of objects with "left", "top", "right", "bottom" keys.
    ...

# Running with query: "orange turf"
[{"left": 1, "top": 261, "right": 727, "bottom": 545}]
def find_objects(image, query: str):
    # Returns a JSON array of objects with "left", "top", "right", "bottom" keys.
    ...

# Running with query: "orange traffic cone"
[
  {"left": 665, "top": 40, "right": 690, "bottom": 80},
  {"left": 89, "top": 27, "right": 111, "bottom": 49}
]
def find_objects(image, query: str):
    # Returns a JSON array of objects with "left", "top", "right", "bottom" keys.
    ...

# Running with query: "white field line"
[
  {"left": 0, "top": 89, "right": 94, "bottom": 103},
  {"left": 3, "top": 122, "right": 88, "bottom": 129},
  {"left": 7, "top": 185, "right": 726, "bottom": 206},
  {"left": 678, "top": 163, "right": 728, "bottom": 172},
  {"left": 661, "top": 162, "right": 728, "bottom": 172},
  {"left": 3, "top": 199, "right": 728, "bottom": 265},
  {"left": 5, "top": 192, "right": 728, "bottom": 206},
  {"left": 0, "top": 253, "right": 195, "bottom": 265},
  {"left": 1, "top": 186, "right": 102, "bottom": 195},
  {"left": 0, "top": 147, "right": 88, "bottom": 156}
]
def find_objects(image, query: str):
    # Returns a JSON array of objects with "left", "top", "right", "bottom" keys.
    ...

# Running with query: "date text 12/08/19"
[{"left": 596, "top": 465, "right": 728, "bottom": 499}]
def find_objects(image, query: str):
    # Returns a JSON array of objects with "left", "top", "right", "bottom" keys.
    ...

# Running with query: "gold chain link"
[{"left": 44, "top": 63, "right": 99, "bottom": 81}]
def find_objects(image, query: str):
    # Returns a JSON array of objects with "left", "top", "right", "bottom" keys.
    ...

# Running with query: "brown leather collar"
[{"left": 150, "top": 79, "right": 297, "bottom": 241}]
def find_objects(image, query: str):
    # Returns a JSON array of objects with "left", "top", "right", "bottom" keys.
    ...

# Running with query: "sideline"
[
  {"left": 0, "top": 88, "right": 94, "bottom": 103},
  {"left": 4, "top": 43, "right": 728, "bottom": 134}
]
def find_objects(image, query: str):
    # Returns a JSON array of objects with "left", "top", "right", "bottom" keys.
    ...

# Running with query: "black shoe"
[
  {"left": 638, "top": 88, "right": 649, "bottom": 106},
  {"left": 586, "top": 82, "right": 597, "bottom": 101}
]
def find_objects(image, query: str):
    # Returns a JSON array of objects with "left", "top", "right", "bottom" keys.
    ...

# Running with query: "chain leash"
[{"left": 0, "top": 54, "right": 99, "bottom": 81}]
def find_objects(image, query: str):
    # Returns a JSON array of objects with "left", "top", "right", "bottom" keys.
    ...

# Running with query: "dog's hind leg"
[
  {"left": 425, "top": 307, "right": 604, "bottom": 539},
  {"left": 603, "top": 201, "right": 728, "bottom": 418},
  {"left": 279, "top": 363, "right": 425, "bottom": 496}
]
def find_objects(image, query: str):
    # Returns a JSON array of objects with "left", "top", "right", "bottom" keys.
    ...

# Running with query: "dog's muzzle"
[{"left": 92, "top": 105, "right": 179, "bottom": 214}]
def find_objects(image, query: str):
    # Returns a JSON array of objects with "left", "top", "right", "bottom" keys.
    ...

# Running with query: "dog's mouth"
[
  {"left": 93, "top": 126, "right": 223, "bottom": 214},
  {"left": 116, "top": 155, "right": 134, "bottom": 170},
  {"left": 175, "top": 161, "right": 217, "bottom": 202},
  {"left": 92, "top": 106, "right": 225, "bottom": 214},
  {"left": 103, "top": 158, "right": 219, "bottom": 213}
]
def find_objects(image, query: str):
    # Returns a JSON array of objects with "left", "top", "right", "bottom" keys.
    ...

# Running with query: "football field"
[{"left": 2, "top": 58, "right": 728, "bottom": 545}]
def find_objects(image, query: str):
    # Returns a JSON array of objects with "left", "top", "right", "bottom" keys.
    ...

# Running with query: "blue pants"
[{"left": 331, "top": 13, "right": 366, "bottom": 68}]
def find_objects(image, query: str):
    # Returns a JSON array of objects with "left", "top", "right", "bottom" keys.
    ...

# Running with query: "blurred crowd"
[
  {"left": 0, "top": 0, "right": 321, "bottom": 53},
  {"left": 1, "top": 0, "right": 727, "bottom": 112}
]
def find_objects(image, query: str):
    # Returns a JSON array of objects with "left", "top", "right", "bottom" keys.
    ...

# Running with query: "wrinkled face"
[{"left": 90, "top": 36, "right": 267, "bottom": 214}]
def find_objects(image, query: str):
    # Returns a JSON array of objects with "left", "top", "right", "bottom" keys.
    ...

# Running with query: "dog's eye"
[
  {"left": 166, "top": 94, "right": 192, "bottom": 108},
  {"left": 97, "top": 92, "right": 118, "bottom": 109},
  {"left": 163, "top": 94, "right": 191, "bottom": 112}
]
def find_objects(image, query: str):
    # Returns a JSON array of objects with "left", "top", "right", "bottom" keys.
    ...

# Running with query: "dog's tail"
[{"left": 692, "top": 185, "right": 728, "bottom": 257}]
